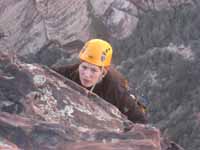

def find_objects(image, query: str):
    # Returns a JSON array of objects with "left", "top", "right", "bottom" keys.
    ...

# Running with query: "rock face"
[
  {"left": 0, "top": 0, "right": 47, "bottom": 55},
  {"left": 0, "top": 0, "right": 193, "bottom": 56},
  {"left": 0, "top": 51, "right": 166, "bottom": 150},
  {"left": 116, "top": 3, "right": 200, "bottom": 150},
  {"left": 0, "top": 0, "right": 199, "bottom": 150},
  {"left": 129, "top": 0, "right": 193, "bottom": 11},
  {"left": 119, "top": 44, "right": 200, "bottom": 150},
  {"left": 0, "top": 137, "right": 20, "bottom": 150},
  {"left": 0, "top": 0, "right": 90, "bottom": 56}
]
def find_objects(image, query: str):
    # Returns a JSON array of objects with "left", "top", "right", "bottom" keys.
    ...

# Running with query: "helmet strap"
[
  {"left": 89, "top": 65, "right": 105, "bottom": 93},
  {"left": 89, "top": 53, "right": 106, "bottom": 93}
]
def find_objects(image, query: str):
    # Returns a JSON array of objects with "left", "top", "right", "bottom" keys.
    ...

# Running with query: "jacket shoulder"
[
  {"left": 51, "top": 63, "right": 79, "bottom": 77},
  {"left": 106, "top": 67, "right": 128, "bottom": 89}
]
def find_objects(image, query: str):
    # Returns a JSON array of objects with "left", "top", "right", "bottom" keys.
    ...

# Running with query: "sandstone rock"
[
  {"left": 0, "top": 137, "right": 21, "bottom": 150},
  {"left": 90, "top": 0, "right": 138, "bottom": 39},
  {"left": 0, "top": 0, "right": 90, "bottom": 57},
  {"left": 119, "top": 43, "right": 199, "bottom": 150},
  {"left": 0, "top": 0, "right": 196, "bottom": 149},
  {"left": 0, "top": 0, "right": 194, "bottom": 58},
  {"left": 129, "top": 0, "right": 193, "bottom": 11},
  {"left": 0, "top": 51, "right": 183, "bottom": 150},
  {"left": 0, "top": 0, "right": 47, "bottom": 55},
  {"left": 36, "top": 0, "right": 91, "bottom": 43}
]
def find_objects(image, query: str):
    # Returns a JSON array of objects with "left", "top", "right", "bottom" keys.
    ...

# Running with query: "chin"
[
  {"left": 81, "top": 82, "right": 92, "bottom": 88},
  {"left": 84, "top": 85, "right": 92, "bottom": 88},
  {"left": 85, "top": 84, "right": 93, "bottom": 88}
]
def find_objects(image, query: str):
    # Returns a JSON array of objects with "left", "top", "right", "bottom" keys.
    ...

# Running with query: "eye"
[
  {"left": 81, "top": 65, "right": 87, "bottom": 70},
  {"left": 91, "top": 68, "right": 99, "bottom": 73}
]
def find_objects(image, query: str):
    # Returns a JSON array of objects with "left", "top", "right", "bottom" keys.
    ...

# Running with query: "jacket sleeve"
[
  {"left": 51, "top": 65, "right": 66, "bottom": 76},
  {"left": 51, "top": 64, "right": 77, "bottom": 78},
  {"left": 114, "top": 84, "right": 148, "bottom": 124}
]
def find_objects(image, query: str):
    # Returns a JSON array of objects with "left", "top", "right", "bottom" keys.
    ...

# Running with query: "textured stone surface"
[
  {"left": 0, "top": 0, "right": 46, "bottom": 55},
  {"left": 0, "top": 112, "right": 162, "bottom": 150},
  {"left": 118, "top": 43, "right": 200, "bottom": 150},
  {"left": 0, "top": 0, "right": 193, "bottom": 56},
  {"left": 129, "top": 0, "right": 193, "bottom": 11},
  {"left": 0, "top": 137, "right": 20, "bottom": 150},
  {"left": 90, "top": 0, "right": 139, "bottom": 39},
  {"left": 0, "top": 0, "right": 198, "bottom": 150},
  {"left": 37, "top": 0, "right": 91, "bottom": 43},
  {"left": 116, "top": 3, "right": 200, "bottom": 149},
  {"left": 0, "top": 52, "right": 166, "bottom": 150},
  {"left": 0, "top": 0, "right": 90, "bottom": 56}
]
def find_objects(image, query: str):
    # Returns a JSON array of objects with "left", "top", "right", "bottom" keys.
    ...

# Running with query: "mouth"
[
  {"left": 83, "top": 78, "right": 90, "bottom": 82},
  {"left": 81, "top": 78, "right": 92, "bottom": 87}
]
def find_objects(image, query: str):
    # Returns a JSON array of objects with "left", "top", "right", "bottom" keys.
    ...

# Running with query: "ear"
[
  {"left": 98, "top": 68, "right": 108, "bottom": 82},
  {"left": 102, "top": 68, "right": 108, "bottom": 78}
]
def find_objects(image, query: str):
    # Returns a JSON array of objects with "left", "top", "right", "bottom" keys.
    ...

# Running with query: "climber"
[{"left": 52, "top": 39, "right": 147, "bottom": 124}]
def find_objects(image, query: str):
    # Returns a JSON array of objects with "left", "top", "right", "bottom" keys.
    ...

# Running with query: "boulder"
[{"left": 0, "top": 51, "right": 182, "bottom": 150}]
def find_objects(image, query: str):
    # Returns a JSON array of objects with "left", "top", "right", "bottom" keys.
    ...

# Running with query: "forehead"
[{"left": 80, "top": 62, "right": 100, "bottom": 70}]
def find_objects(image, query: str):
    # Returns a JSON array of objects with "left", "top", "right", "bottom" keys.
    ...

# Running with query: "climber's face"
[{"left": 78, "top": 62, "right": 102, "bottom": 88}]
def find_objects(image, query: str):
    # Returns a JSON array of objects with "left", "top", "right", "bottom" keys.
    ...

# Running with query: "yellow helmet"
[{"left": 79, "top": 39, "right": 113, "bottom": 67}]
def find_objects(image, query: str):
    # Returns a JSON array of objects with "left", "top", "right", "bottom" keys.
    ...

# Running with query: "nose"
[{"left": 83, "top": 69, "right": 92, "bottom": 78}]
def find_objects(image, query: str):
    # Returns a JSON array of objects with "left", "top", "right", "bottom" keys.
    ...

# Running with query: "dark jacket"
[{"left": 52, "top": 63, "right": 147, "bottom": 124}]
